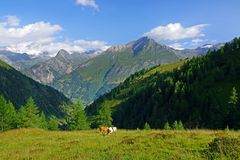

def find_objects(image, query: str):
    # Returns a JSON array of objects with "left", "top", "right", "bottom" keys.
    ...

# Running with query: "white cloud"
[
  {"left": 1, "top": 16, "right": 20, "bottom": 27},
  {"left": 4, "top": 40, "right": 109, "bottom": 56},
  {"left": 192, "top": 39, "right": 204, "bottom": 44},
  {"left": 0, "top": 16, "right": 109, "bottom": 56},
  {"left": 4, "top": 16, "right": 20, "bottom": 26},
  {"left": 0, "top": 21, "right": 62, "bottom": 45},
  {"left": 191, "top": 39, "right": 204, "bottom": 44},
  {"left": 76, "top": 0, "right": 98, "bottom": 9},
  {"left": 144, "top": 23, "right": 208, "bottom": 41},
  {"left": 169, "top": 43, "right": 184, "bottom": 50}
]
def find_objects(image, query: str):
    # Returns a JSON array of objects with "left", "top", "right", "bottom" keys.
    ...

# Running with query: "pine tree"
[
  {"left": 172, "top": 120, "right": 184, "bottom": 130},
  {"left": 172, "top": 120, "right": 179, "bottom": 130},
  {"left": 64, "top": 100, "right": 89, "bottom": 130},
  {"left": 164, "top": 121, "right": 171, "bottom": 130},
  {"left": 143, "top": 122, "right": 151, "bottom": 130},
  {"left": 178, "top": 121, "right": 184, "bottom": 130},
  {"left": 17, "top": 97, "right": 41, "bottom": 128},
  {"left": 224, "top": 125, "right": 230, "bottom": 132},
  {"left": 95, "top": 106, "right": 112, "bottom": 127},
  {"left": 48, "top": 116, "right": 59, "bottom": 130},
  {"left": 0, "top": 96, "right": 16, "bottom": 131},
  {"left": 39, "top": 112, "right": 48, "bottom": 129},
  {"left": 228, "top": 87, "right": 238, "bottom": 107}
]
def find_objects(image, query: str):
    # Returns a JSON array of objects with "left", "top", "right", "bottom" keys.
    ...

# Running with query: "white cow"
[
  {"left": 112, "top": 127, "right": 117, "bottom": 132},
  {"left": 108, "top": 127, "right": 117, "bottom": 134}
]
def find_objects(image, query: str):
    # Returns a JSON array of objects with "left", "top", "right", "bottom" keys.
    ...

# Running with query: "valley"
[{"left": 0, "top": 1, "right": 240, "bottom": 159}]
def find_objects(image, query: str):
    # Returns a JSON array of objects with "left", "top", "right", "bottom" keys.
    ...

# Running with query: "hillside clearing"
[{"left": 0, "top": 129, "right": 240, "bottom": 160}]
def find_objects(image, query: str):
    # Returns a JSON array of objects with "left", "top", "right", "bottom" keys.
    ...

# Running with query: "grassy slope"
[
  {"left": 0, "top": 60, "right": 12, "bottom": 70},
  {"left": 143, "top": 60, "right": 186, "bottom": 78},
  {"left": 87, "top": 60, "right": 186, "bottom": 116},
  {"left": 0, "top": 129, "right": 239, "bottom": 160}
]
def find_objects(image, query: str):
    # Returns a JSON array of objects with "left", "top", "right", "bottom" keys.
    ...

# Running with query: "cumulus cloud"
[
  {"left": 169, "top": 43, "right": 184, "bottom": 50},
  {"left": 4, "top": 40, "right": 109, "bottom": 56},
  {"left": 0, "top": 21, "right": 62, "bottom": 45},
  {"left": 144, "top": 23, "right": 208, "bottom": 41},
  {"left": 0, "top": 16, "right": 109, "bottom": 56},
  {"left": 76, "top": 0, "right": 98, "bottom": 9},
  {"left": 191, "top": 39, "right": 204, "bottom": 44},
  {"left": 1, "top": 16, "right": 20, "bottom": 27},
  {"left": 4, "top": 16, "right": 20, "bottom": 26}
]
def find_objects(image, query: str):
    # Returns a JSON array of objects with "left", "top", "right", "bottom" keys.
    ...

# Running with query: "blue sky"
[{"left": 0, "top": 0, "right": 239, "bottom": 55}]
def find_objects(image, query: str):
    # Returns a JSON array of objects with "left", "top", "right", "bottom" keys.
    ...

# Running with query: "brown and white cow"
[
  {"left": 99, "top": 126, "right": 118, "bottom": 135},
  {"left": 99, "top": 126, "right": 109, "bottom": 134}
]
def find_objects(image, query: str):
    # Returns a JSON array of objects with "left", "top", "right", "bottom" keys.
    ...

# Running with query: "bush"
[{"left": 205, "top": 137, "right": 240, "bottom": 159}]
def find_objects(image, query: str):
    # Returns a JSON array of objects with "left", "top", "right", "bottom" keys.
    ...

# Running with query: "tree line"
[{"left": 0, "top": 96, "right": 89, "bottom": 132}]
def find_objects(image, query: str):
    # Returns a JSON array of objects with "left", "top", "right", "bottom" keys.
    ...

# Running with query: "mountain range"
[
  {"left": 0, "top": 37, "right": 223, "bottom": 104},
  {"left": 21, "top": 49, "right": 97, "bottom": 84},
  {"left": 176, "top": 43, "right": 224, "bottom": 58},
  {"left": 51, "top": 37, "right": 182, "bottom": 103}
]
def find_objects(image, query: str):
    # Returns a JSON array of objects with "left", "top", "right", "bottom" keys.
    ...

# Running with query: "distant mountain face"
[
  {"left": 52, "top": 37, "right": 181, "bottom": 103},
  {"left": 0, "top": 60, "right": 70, "bottom": 117},
  {"left": 0, "top": 50, "right": 32, "bottom": 68},
  {"left": 21, "top": 49, "right": 96, "bottom": 84},
  {"left": 0, "top": 50, "right": 31, "bottom": 62},
  {"left": 176, "top": 43, "right": 224, "bottom": 58}
]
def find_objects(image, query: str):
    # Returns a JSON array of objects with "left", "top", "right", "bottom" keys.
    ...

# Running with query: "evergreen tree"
[
  {"left": 224, "top": 125, "right": 230, "bottom": 132},
  {"left": 64, "top": 100, "right": 89, "bottom": 130},
  {"left": 172, "top": 120, "right": 184, "bottom": 130},
  {"left": 17, "top": 97, "right": 41, "bottom": 128},
  {"left": 0, "top": 96, "right": 16, "bottom": 131},
  {"left": 228, "top": 87, "right": 238, "bottom": 107},
  {"left": 95, "top": 106, "right": 112, "bottom": 127},
  {"left": 143, "top": 122, "right": 151, "bottom": 130},
  {"left": 178, "top": 121, "right": 184, "bottom": 130},
  {"left": 39, "top": 112, "right": 48, "bottom": 129},
  {"left": 172, "top": 120, "right": 179, "bottom": 130},
  {"left": 48, "top": 116, "right": 59, "bottom": 130},
  {"left": 164, "top": 121, "right": 171, "bottom": 130}
]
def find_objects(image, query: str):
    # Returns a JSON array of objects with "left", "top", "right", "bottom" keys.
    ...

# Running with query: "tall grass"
[{"left": 0, "top": 129, "right": 239, "bottom": 160}]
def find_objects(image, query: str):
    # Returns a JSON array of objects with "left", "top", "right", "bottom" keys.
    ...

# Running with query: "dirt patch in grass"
[
  {"left": 68, "top": 140, "right": 81, "bottom": 145},
  {"left": 29, "top": 148, "right": 45, "bottom": 154}
]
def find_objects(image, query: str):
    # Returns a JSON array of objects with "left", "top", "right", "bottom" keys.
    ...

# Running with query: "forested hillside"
[
  {"left": 0, "top": 60, "right": 70, "bottom": 117},
  {"left": 86, "top": 38, "right": 240, "bottom": 130}
]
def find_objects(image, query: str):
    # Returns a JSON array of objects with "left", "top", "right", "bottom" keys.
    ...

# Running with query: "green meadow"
[{"left": 0, "top": 129, "right": 240, "bottom": 160}]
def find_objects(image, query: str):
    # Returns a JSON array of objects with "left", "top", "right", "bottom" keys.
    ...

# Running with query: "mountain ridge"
[
  {"left": 0, "top": 59, "right": 70, "bottom": 117},
  {"left": 52, "top": 37, "right": 181, "bottom": 103}
]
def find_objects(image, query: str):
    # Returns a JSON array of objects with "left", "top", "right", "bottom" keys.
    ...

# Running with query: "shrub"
[{"left": 205, "top": 137, "right": 240, "bottom": 159}]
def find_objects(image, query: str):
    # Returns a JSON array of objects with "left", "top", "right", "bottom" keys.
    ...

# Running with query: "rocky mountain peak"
[{"left": 56, "top": 49, "right": 70, "bottom": 58}]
